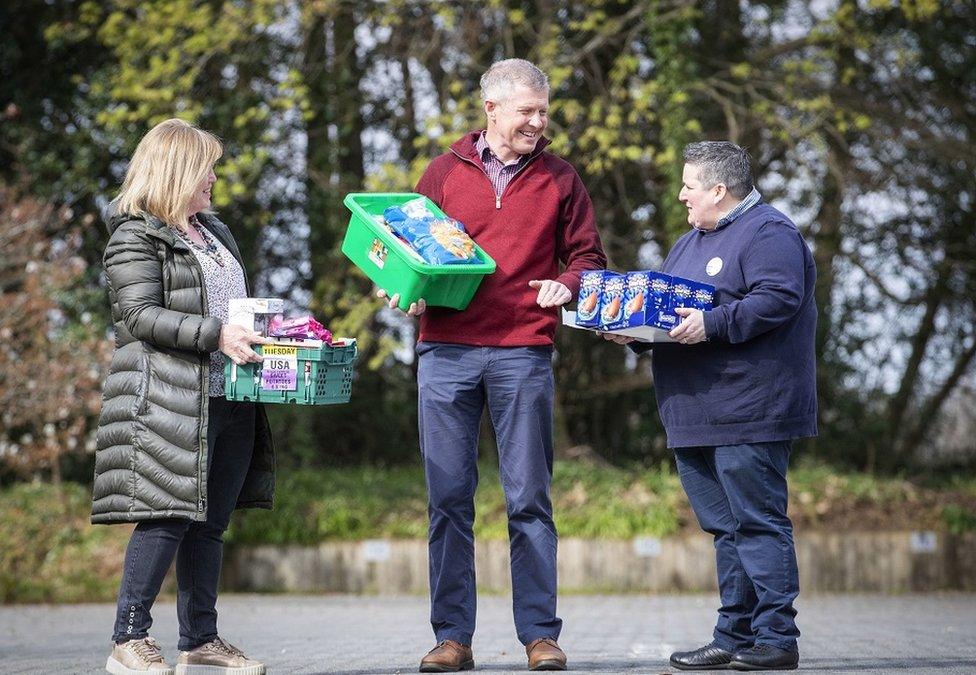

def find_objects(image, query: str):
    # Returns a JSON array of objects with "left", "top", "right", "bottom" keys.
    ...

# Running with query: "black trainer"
[
  {"left": 729, "top": 644, "right": 798, "bottom": 671},
  {"left": 669, "top": 643, "right": 734, "bottom": 670}
]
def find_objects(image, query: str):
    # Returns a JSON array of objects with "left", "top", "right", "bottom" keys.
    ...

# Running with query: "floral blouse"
[{"left": 175, "top": 215, "right": 247, "bottom": 397}]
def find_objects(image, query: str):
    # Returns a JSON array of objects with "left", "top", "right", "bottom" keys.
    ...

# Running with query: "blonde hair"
[{"left": 115, "top": 118, "right": 223, "bottom": 232}]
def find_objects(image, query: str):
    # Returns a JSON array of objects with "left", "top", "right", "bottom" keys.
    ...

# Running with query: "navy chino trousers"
[
  {"left": 417, "top": 342, "right": 563, "bottom": 646},
  {"left": 674, "top": 441, "right": 800, "bottom": 653}
]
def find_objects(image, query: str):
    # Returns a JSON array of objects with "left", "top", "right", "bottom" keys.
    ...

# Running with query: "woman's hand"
[
  {"left": 219, "top": 324, "right": 269, "bottom": 365},
  {"left": 669, "top": 307, "right": 707, "bottom": 344}
]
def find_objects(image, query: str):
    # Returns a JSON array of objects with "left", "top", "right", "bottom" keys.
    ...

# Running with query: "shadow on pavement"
[
  {"left": 801, "top": 657, "right": 976, "bottom": 671},
  {"left": 303, "top": 660, "right": 670, "bottom": 674},
  {"left": 299, "top": 657, "right": 976, "bottom": 674}
]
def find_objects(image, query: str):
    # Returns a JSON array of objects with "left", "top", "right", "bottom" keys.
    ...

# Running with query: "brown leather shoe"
[
  {"left": 419, "top": 640, "right": 474, "bottom": 672},
  {"left": 526, "top": 638, "right": 567, "bottom": 671}
]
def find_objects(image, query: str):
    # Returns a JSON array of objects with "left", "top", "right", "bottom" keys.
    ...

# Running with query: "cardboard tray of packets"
[
  {"left": 562, "top": 270, "right": 715, "bottom": 342},
  {"left": 222, "top": 298, "right": 358, "bottom": 405}
]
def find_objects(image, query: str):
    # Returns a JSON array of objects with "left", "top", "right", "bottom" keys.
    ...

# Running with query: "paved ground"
[{"left": 2, "top": 594, "right": 975, "bottom": 674}]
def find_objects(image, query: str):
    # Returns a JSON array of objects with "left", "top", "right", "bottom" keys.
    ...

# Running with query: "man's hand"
[
  {"left": 529, "top": 279, "right": 572, "bottom": 308},
  {"left": 669, "top": 307, "right": 707, "bottom": 344},
  {"left": 377, "top": 288, "right": 427, "bottom": 316},
  {"left": 597, "top": 330, "right": 635, "bottom": 345},
  {"left": 219, "top": 324, "right": 269, "bottom": 365}
]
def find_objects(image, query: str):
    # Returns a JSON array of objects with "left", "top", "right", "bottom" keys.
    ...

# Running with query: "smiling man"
[
  {"left": 605, "top": 141, "right": 817, "bottom": 671},
  {"left": 382, "top": 59, "right": 606, "bottom": 672}
]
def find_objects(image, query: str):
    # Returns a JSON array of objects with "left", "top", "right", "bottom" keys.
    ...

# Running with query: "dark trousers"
[
  {"left": 417, "top": 342, "right": 562, "bottom": 646},
  {"left": 674, "top": 441, "right": 800, "bottom": 653},
  {"left": 112, "top": 397, "right": 255, "bottom": 651}
]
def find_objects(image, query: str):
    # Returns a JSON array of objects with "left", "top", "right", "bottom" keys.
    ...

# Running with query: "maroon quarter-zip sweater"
[{"left": 415, "top": 130, "right": 607, "bottom": 347}]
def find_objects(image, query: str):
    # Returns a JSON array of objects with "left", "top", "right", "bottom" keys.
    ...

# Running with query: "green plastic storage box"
[
  {"left": 223, "top": 342, "right": 357, "bottom": 405},
  {"left": 341, "top": 192, "right": 496, "bottom": 311}
]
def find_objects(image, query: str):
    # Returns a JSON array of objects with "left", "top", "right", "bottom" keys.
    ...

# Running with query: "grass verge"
[{"left": 2, "top": 461, "right": 974, "bottom": 602}]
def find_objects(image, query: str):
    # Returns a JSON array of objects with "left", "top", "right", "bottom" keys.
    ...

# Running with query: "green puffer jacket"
[{"left": 91, "top": 210, "right": 275, "bottom": 525}]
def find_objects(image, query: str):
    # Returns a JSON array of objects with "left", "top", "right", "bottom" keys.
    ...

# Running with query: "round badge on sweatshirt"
[{"left": 706, "top": 257, "right": 723, "bottom": 276}]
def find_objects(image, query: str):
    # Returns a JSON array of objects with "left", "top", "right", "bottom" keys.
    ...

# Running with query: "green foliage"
[
  {"left": 228, "top": 460, "right": 976, "bottom": 544},
  {"left": 1, "top": 0, "right": 974, "bottom": 476},
  {"left": 227, "top": 465, "right": 431, "bottom": 545},
  {"left": 0, "top": 482, "right": 129, "bottom": 603},
  {"left": 941, "top": 505, "right": 976, "bottom": 534},
  {"left": 227, "top": 460, "right": 686, "bottom": 544},
  {"left": 3, "top": 462, "right": 976, "bottom": 601},
  {"left": 646, "top": 1, "right": 699, "bottom": 245}
]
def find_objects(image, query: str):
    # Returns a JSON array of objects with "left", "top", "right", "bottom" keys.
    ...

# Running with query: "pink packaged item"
[{"left": 268, "top": 314, "right": 333, "bottom": 343}]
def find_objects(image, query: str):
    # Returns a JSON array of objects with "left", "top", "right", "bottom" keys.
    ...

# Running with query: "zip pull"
[{"left": 495, "top": 195, "right": 501, "bottom": 209}]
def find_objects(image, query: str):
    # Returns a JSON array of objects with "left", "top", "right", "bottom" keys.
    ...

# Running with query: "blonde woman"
[{"left": 92, "top": 118, "right": 272, "bottom": 675}]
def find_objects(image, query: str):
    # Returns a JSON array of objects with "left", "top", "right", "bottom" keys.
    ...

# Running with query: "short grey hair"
[
  {"left": 683, "top": 141, "right": 754, "bottom": 199},
  {"left": 480, "top": 59, "right": 549, "bottom": 103}
]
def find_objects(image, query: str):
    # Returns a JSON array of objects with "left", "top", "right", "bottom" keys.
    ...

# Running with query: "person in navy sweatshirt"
[
  {"left": 380, "top": 58, "right": 607, "bottom": 672},
  {"left": 605, "top": 141, "right": 816, "bottom": 671}
]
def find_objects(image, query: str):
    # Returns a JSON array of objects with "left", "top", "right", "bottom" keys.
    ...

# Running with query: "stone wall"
[{"left": 222, "top": 531, "right": 976, "bottom": 594}]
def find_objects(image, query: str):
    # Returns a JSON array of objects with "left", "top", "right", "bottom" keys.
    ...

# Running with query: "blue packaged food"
[
  {"left": 598, "top": 271, "right": 627, "bottom": 330},
  {"left": 686, "top": 279, "right": 716, "bottom": 311},
  {"left": 626, "top": 271, "right": 674, "bottom": 330},
  {"left": 623, "top": 271, "right": 649, "bottom": 324},
  {"left": 665, "top": 276, "right": 716, "bottom": 329},
  {"left": 576, "top": 270, "right": 604, "bottom": 327},
  {"left": 383, "top": 199, "right": 478, "bottom": 265},
  {"left": 648, "top": 272, "right": 675, "bottom": 329}
]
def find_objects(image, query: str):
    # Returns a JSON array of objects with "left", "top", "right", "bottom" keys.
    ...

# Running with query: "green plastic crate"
[
  {"left": 341, "top": 192, "right": 496, "bottom": 311},
  {"left": 223, "top": 342, "right": 357, "bottom": 405}
]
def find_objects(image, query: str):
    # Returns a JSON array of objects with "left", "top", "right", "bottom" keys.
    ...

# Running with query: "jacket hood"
[
  {"left": 103, "top": 199, "right": 127, "bottom": 234},
  {"left": 104, "top": 199, "right": 153, "bottom": 235},
  {"left": 106, "top": 211, "right": 132, "bottom": 235},
  {"left": 104, "top": 200, "right": 167, "bottom": 235}
]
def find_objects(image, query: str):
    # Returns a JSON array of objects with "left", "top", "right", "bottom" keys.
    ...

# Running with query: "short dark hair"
[{"left": 683, "top": 141, "right": 754, "bottom": 199}]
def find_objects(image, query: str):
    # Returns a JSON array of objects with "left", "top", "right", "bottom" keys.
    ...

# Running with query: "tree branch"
[
  {"left": 899, "top": 338, "right": 976, "bottom": 459},
  {"left": 885, "top": 263, "right": 951, "bottom": 453},
  {"left": 845, "top": 248, "right": 928, "bottom": 306}
]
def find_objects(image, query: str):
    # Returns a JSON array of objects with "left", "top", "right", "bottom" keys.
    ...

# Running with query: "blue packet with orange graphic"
[
  {"left": 575, "top": 270, "right": 604, "bottom": 328},
  {"left": 624, "top": 271, "right": 674, "bottom": 331},
  {"left": 383, "top": 199, "right": 478, "bottom": 265},
  {"left": 598, "top": 271, "right": 627, "bottom": 330}
]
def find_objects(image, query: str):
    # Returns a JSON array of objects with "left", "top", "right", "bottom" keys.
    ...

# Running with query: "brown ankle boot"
[
  {"left": 419, "top": 639, "right": 474, "bottom": 672},
  {"left": 526, "top": 638, "right": 567, "bottom": 671}
]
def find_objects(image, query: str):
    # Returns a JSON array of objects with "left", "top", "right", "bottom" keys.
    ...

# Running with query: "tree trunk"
[{"left": 884, "top": 265, "right": 950, "bottom": 463}]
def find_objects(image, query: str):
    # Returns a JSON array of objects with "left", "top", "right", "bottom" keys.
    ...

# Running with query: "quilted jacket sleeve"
[{"left": 104, "top": 221, "right": 222, "bottom": 353}]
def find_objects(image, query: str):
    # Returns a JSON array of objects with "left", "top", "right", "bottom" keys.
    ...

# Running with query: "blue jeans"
[
  {"left": 112, "top": 397, "right": 255, "bottom": 651},
  {"left": 417, "top": 342, "right": 562, "bottom": 646},
  {"left": 674, "top": 441, "right": 800, "bottom": 653}
]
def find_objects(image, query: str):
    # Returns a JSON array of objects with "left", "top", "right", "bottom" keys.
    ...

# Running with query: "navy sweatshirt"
[{"left": 645, "top": 201, "right": 818, "bottom": 448}]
